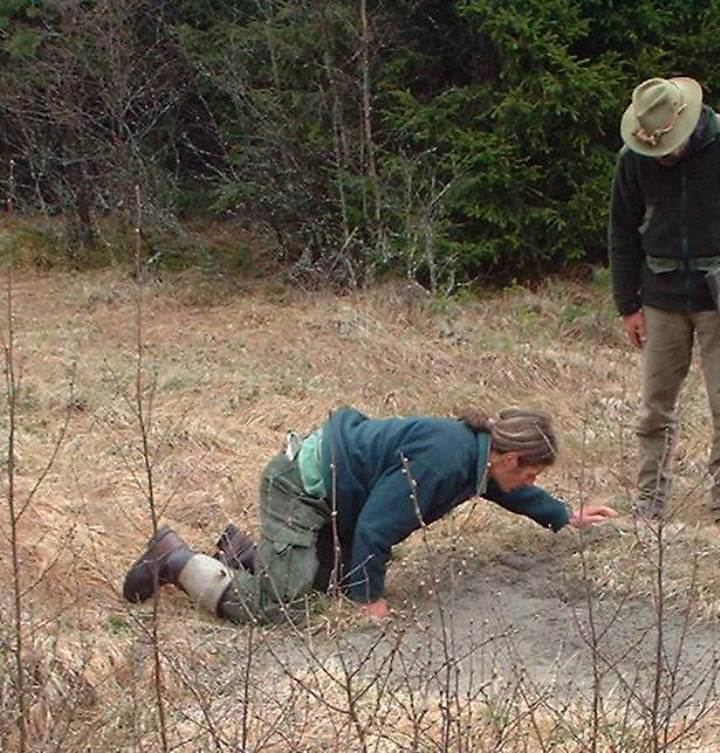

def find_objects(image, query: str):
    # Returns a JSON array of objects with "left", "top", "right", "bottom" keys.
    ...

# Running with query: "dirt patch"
[{"left": 256, "top": 533, "right": 719, "bottom": 710}]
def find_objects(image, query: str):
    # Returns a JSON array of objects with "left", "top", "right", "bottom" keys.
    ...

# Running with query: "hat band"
[{"left": 633, "top": 102, "right": 687, "bottom": 146}]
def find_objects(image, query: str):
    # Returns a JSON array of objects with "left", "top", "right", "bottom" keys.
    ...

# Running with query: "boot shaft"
[{"left": 123, "top": 525, "right": 194, "bottom": 603}]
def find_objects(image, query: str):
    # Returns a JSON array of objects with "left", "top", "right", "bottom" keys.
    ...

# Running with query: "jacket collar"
[
  {"left": 684, "top": 105, "right": 718, "bottom": 157},
  {"left": 476, "top": 432, "right": 492, "bottom": 495}
]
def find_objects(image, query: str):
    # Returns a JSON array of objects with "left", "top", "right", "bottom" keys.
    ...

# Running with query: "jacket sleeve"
[
  {"left": 608, "top": 151, "right": 646, "bottom": 316},
  {"left": 483, "top": 479, "right": 571, "bottom": 532},
  {"left": 347, "top": 463, "right": 464, "bottom": 603}
]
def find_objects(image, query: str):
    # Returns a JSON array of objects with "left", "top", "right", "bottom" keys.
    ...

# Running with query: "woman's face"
[{"left": 489, "top": 452, "right": 548, "bottom": 492}]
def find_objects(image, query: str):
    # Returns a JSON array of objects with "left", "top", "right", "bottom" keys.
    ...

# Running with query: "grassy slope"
[{"left": 1, "top": 266, "right": 719, "bottom": 751}]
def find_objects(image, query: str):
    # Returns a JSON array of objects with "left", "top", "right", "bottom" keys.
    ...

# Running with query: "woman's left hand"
[
  {"left": 360, "top": 598, "right": 390, "bottom": 622},
  {"left": 569, "top": 505, "right": 619, "bottom": 527}
]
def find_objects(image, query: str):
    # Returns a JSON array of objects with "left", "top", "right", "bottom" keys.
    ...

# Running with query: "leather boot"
[
  {"left": 214, "top": 523, "right": 255, "bottom": 573},
  {"left": 123, "top": 524, "right": 194, "bottom": 603}
]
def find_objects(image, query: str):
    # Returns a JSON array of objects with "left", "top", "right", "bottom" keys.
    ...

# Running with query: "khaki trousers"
[
  {"left": 638, "top": 305, "right": 720, "bottom": 516},
  {"left": 219, "top": 452, "right": 332, "bottom": 624}
]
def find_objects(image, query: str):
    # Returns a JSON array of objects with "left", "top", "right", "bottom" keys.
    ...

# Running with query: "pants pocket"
[{"left": 257, "top": 530, "right": 318, "bottom": 606}]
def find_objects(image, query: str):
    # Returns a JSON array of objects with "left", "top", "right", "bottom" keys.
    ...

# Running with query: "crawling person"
[{"left": 123, "top": 406, "right": 618, "bottom": 623}]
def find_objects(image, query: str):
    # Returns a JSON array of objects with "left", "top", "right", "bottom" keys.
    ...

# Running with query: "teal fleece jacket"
[{"left": 320, "top": 407, "right": 571, "bottom": 603}]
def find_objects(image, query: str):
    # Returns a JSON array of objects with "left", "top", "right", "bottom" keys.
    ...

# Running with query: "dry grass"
[{"left": 1, "top": 262, "right": 719, "bottom": 752}]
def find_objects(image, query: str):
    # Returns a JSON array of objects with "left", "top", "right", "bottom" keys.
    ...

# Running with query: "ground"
[{"left": 1, "top": 264, "right": 719, "bottom": 752}]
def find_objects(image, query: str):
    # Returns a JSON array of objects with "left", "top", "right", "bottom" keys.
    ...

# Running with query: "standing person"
[
  {"left": 123, "top": 407, "right": 617, "bottom": 624},
  {"left": 609, "top": 76, "right": 720, "bottom": 521}
]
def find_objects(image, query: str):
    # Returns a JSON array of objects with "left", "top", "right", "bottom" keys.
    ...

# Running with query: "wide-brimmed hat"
[{"left": 620, "top": 77, "right": 703, "bottom": 156}]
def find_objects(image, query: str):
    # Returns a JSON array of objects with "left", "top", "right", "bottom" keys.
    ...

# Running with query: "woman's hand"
[
  {"left": 359, "top": 598, "right": 389, "bottom": 621},
  {"left": 569, "top": 505, "right": 619, "bottom": 527}
]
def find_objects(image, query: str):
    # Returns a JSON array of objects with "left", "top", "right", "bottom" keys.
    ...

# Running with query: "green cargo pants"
[
  {"left": 219, "top": 452, "right": 332, "bottom": 624},
  {"left": 638, "top": 305, "right": 720, "bottom": 518}
]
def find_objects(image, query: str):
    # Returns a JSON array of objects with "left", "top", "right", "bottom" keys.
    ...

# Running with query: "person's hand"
[
  {"left": 569, "top": 505, "right": 619, "bottom": 527},
  {"left": 622, "top": 311, "right": 646, "bottom": 349},
  {"left": 359, "top": 598, "right": 389, "bottom": 621}
]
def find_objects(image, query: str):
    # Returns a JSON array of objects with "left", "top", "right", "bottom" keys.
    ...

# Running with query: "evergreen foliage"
[{"left": 2, "top": 0, "right": 720, "bottom": 287}]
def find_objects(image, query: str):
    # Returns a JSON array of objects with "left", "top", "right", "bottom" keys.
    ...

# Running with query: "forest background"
[{"left": 3, "top": 0, "right": 720, "bottom": 287}]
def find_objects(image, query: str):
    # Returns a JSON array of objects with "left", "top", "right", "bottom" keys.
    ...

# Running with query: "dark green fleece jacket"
[
  {"left": 609, "top": 106, "right": 720, "bottom": 315},
  {"left": 320, "top": 407, "right": 570, "bottom": 603}
]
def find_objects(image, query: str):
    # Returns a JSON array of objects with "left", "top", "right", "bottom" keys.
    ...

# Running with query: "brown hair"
[{"left": 461, "top": 407, "right": 558, "bottom": 467}]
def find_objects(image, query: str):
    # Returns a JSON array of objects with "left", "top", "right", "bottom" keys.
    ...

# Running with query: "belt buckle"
[{"left": 285, "top": 431, "right": 302, "bottom": 460}]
